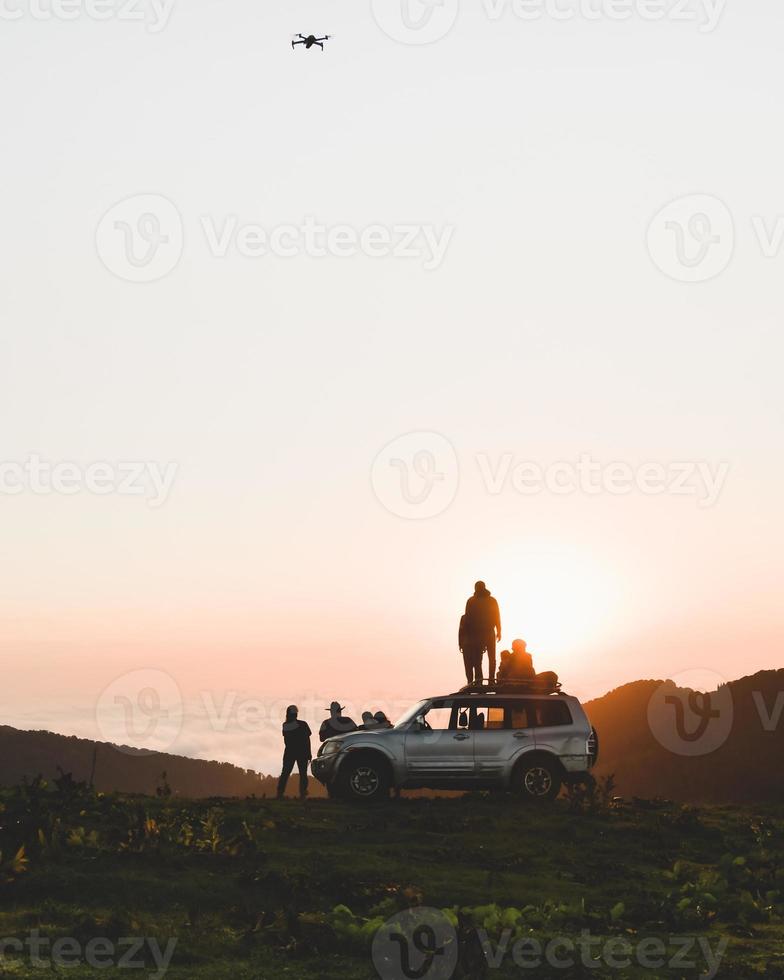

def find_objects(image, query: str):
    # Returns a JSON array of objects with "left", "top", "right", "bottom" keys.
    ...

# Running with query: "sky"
[{"left": 1, "top": 0, "right": 783, "bottom": 774}]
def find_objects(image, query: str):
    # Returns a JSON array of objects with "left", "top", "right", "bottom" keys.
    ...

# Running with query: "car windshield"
[{"left": 393, "top": 700, "right": 430, "bottom": 729}]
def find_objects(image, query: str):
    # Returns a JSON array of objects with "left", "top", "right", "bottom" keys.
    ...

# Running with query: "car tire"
[
  {"left": 513, "top": 757, "right": 562, "bottom": 802},
  {"left": 338, "top": 755, "right": 390, "bottom": 804}
]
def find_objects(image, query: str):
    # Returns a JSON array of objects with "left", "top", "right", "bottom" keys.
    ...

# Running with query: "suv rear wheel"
[
  {"left": 514, "top": 757, "right": 562, "bottom": 802},
  {"left": 338, "top": 755, "right": 390, "bottom": 804}
]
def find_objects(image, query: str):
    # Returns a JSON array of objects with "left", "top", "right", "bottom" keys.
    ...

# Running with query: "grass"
[{"left": 1, "top": 778, "right": 783, "bottom": 978}]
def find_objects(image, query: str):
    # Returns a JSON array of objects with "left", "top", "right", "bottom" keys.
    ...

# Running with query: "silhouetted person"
[
  {"left": 497, "top": 638, "right": 535, "bottom": 682},
  {"left": 459, "top": 613, "right": 482, "bottom": 685},
  {"left": 373, "top": 710, "right": 393, "bottom": 729},
  {"left": 319, "top": 700, "right": 357, "bottom": 742},
  {"left": 360, "top": 711, "right": 378, "bottom": 730},
  {"left": 276, "top": 705, "right": 312, "bottom": 800},
  {"left": 464, "top": 581, "right": 501, "bottom": 683}
]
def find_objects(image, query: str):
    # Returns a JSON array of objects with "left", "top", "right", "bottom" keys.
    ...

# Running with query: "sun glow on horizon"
[{"left": 488, "top": 549, "right": 623, "bottom": 672}]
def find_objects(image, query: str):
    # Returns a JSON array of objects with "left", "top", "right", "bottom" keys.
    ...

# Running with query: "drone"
[{"left": 291, "top": 33, "right": 332, "bottom": 51}]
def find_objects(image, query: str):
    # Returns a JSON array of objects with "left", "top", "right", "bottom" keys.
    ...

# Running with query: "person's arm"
[{"left": 493, "top": 598, "right": 501, "bottom": 640}]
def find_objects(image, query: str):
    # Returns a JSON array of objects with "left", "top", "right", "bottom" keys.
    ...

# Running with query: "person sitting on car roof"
[{"left": 497, "top": 639, "right": 536, "bottom": 683}]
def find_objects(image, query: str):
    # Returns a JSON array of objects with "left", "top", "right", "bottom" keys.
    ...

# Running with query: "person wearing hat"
[
  {"left": 464, "top": 580, "right": 502, "bottom": 683},
  {"left": 319, "top": 700, "right": 358, "bottom": 742},
  {"left": 276, "top": 705, "right": 312, "bottom": 800}
]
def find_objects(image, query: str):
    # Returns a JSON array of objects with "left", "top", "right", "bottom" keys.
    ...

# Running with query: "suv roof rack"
[{"left": 448, "top": 680, "right": 563, "bottom": 697}]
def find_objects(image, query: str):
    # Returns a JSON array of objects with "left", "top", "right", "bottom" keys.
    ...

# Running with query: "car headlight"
[{"left": 321, "top": 740, "right": 343, "bottom": 756}]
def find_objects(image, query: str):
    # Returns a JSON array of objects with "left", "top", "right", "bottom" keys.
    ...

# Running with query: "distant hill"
[
  {"left": 3, "top": 668, "right": 782, "bottom": 803},
  {"left": 585, "top": 668, "right": 784, "bottom": 803},
  {"left": 0, "top": 725, "right": 326, "bottom": 798}
]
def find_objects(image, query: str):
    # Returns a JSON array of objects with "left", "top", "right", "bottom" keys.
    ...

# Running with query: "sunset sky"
[{"left": 1, "top": 1, "right": 783, "bottom": 774}]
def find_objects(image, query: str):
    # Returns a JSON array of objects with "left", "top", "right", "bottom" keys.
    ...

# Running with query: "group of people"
[
  {"left": 276, "top": 700, "right": 392, "bottom": 800},
  {"left": 277, "top": 579, "right": 537, "bottom": 799},
  {"left": 458, "top": 580, "right": 534, "bottom": 685}
]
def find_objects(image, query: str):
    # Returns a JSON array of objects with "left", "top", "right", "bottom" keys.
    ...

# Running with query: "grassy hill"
[
  {"left": 2, "top": 669, "right": 782, "bottom": 806},
  {"left": 0, "top": 778, "right": 782, "bottom": 978},
  {"left": 0, "top": 725, "right": 328, "bottom": 799},
  {"left": 585, "top": 669, "right": 784, "bottom": 804}
]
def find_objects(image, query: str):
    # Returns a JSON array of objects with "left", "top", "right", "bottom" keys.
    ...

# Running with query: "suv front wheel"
[
  {"left": 513, "top": 757, "right": 562, "bottom": 802},
  {"left": 338, "top": 754, "right": 390, "bottom": 804}
]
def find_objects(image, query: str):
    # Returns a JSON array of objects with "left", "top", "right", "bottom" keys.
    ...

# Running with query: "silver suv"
[{"left": 311, "top": 685, "right": 599, "bottom": 803}]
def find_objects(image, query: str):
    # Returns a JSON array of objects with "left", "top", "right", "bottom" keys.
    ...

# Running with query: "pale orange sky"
[{"left": 1, "top": 2, "right": 783, "bottom": 774}]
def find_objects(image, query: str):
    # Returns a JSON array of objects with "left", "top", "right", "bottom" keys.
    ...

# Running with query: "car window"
[
  {"left": 486, "top": 707, "right": 504, "bottom": 730},
  {"left": 455, "top": 702, "right": 507, "bottom": 731},
  {"left": 533, "top": 700, "right": 572, "bottom": 727},
  {"left": 420, "top": 705, "right": 454, "bottom": 730},
  {"left": 509, "top": 704, "right": 532, "bottom": 729}
]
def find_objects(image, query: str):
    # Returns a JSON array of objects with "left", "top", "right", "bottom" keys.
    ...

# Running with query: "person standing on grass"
[{"left": 276, "top": 705, "right": 312, "bottom": 800}]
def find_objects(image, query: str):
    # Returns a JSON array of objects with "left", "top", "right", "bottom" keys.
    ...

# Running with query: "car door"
[
  {"left": 532, "top": 698, "right": 582, "bottom": 760},
  {"left": 473, "top": 700, "right": 536, "bottom": 780},
  {"left": 403, "top": 700, "right": 475, "bottom": 781}
]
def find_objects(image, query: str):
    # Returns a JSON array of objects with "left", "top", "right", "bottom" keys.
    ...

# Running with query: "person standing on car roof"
[
  {"left": 459, "top": 613, "right": 483, "bottom": 685},
  {"left": 464, "top": 581, "right": 502, "bottom": 683},
  {"left": 276, "top": 705, "right": 312, "bottom": 800}
]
